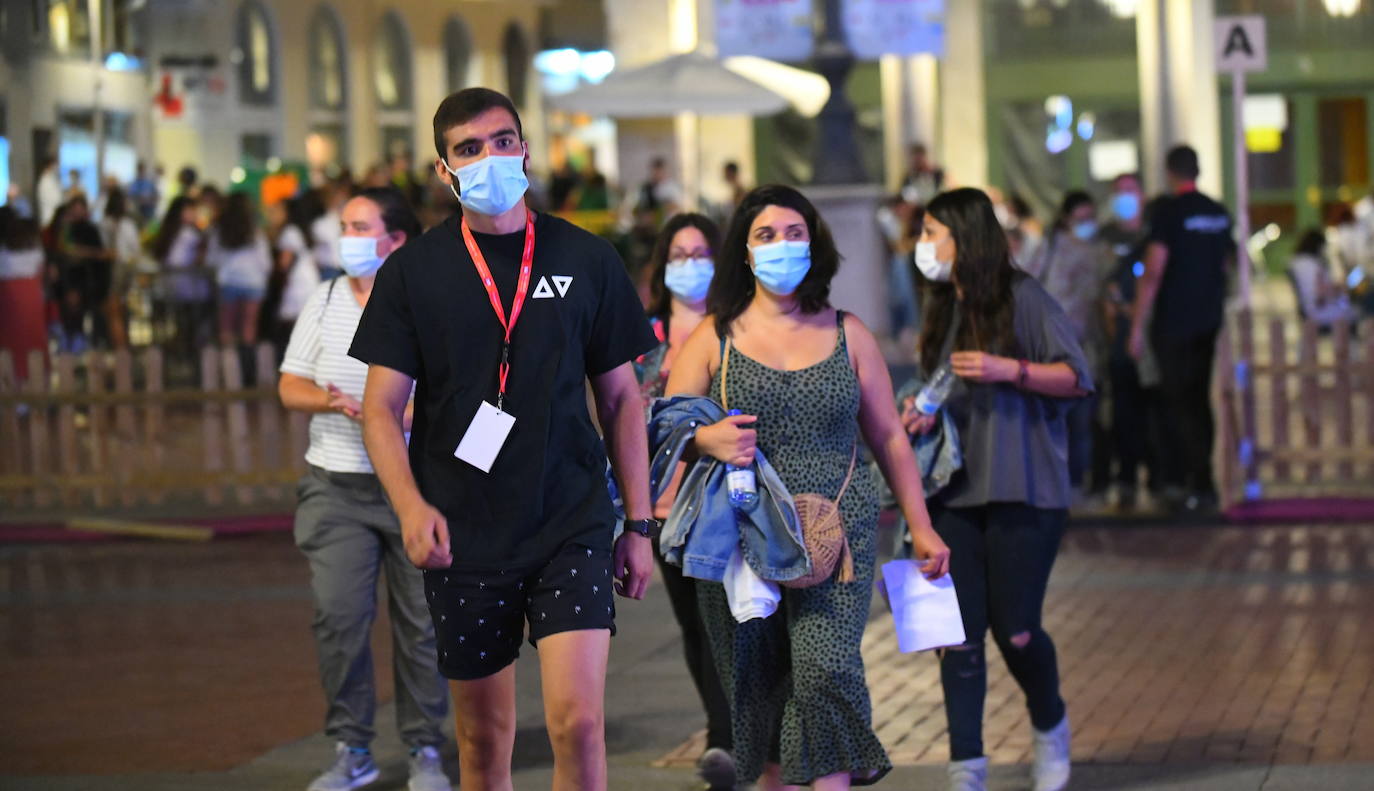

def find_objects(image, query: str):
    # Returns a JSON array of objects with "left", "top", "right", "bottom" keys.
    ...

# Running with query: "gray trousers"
[{"left": 294, "top": 465, "right": 449, "bottom": 748}]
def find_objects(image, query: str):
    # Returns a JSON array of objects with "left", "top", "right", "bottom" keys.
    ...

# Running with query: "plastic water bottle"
[
  {"left": 724, "top": 409, "right": 759, "bottom": 511},
  {"left": 914, "top": 363, "right": 957, "bottom": 415}
]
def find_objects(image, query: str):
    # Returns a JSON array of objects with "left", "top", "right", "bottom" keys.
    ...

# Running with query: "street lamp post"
[{"left": 811, "top": 0, "right": 867, "bottom": 184}]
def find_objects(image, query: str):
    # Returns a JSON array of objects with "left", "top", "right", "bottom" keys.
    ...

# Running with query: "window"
[
  {"left": 241, "top": 133, "right": 274, "bottom": 167},
  {"left": 104, "top": 0, "right": 140, "bottom": 55},
  {"left": 310, "top": 6, "right": 346, "bottom": 111},
  {"left": 373, "top": 12, "right": 412, "bottom": 111},
  {"left": 44, "top": 0, "right": 92, "bottom": 56},
  {"left": 236, "top": 1, "right": 276, "bottom": 106},
  {"left": 503, "top": 23, "right": 530, "bottom": 108},
  {"left": 445, "top": 16, "right": 473, "bottom": 95}
]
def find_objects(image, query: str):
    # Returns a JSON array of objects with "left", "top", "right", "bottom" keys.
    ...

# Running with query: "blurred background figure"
[
  {"left": 1022, "top": 190, "right": 1110, "bottom": 501},
  {"left": 206, "top": 192, "right": 272, "bottom": 375},
  {"left": 153, "top": 196, "right": 211, "bottom": 367},
  {"left": 0, "top": 207, "right": 48, "bottom": 383},
  {"left": 99, "top": 187, "right": 141, "bottom": 350},
  {"left": 128, "top": 161, "right": 162, "bottom": 225},
  {"left": 900, "top": 143, "right": 944, "bottom": 207},
  {"left": 46, "top": 196, "right": 111, "bottom": 353},
  {"left": 1288, "top": 230, "right": 1360, "bottom": 330},
  {"left": 1099, "top": 173, "right": 1162, "bottom": 510}
]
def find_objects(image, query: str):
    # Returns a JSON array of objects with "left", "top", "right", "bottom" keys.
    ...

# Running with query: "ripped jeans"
[{"left": 930, "top": 502, "right": 1067, "bottom": 761}]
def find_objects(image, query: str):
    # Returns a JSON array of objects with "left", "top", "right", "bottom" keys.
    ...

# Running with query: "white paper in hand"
[
  {"left": 454, "top": 401, "right": 516, "bottom": 473},
  {"left": 879, "top": 559, "right": 965, "bottom": 653}
]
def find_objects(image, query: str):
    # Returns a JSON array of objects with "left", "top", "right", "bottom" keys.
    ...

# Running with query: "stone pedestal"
[{"left": 809, "top": 183, "right": 889, "bottom": 339}]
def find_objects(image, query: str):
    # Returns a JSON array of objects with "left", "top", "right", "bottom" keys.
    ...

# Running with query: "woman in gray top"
[{"left": 904, "top": 188, "right": 1092, "bottom": 791}]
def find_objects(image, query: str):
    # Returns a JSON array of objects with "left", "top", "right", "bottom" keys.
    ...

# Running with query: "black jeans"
[
  {"left": 1151, "top": 330, "right": 1219, "bottom": 495},
  {"left": 1108, "top": 356, "right": 1163, "bottom": 491},
  {"left": 932, "top": 503, "right": 1067, "bottom": 761},
  {"left": 656, "top": 552, "right": 733, "bottom": 751}
]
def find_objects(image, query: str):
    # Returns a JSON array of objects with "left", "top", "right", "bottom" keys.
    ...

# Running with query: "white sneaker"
[
  {"left": 947, "top": 756, "right": 987, "bottom": 791},
  {"left": 407, "top": 745, "right": 453, "bottom": 791},
  {"left": 307, "top": 742, "right": 380, "bottom": 791},
  {"left": 1032, "top": 715, "right": 1072, "bottom": 791}
]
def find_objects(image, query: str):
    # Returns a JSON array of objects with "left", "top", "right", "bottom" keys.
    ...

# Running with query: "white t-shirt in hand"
[
  {"left": 206, "top": 229, "right": 272, "bottom": 290},
  {"left": 280, "top": 279, "right": 374, "bottom": 474},
  {"left": 277, "top": 224, "right": 321, "bottom": 321}
]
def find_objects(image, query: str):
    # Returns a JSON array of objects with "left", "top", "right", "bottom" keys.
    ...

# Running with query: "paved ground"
[{"left": 3, "top": 519, "right": 1374, "bottom": 790}]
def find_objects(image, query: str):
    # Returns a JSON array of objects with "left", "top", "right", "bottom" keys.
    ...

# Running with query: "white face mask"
[
  {"left": 338, "top": 236, "right": 385, "bottom": 278},
  {"left": 914, "top": 241, "right": 952, "bottom": 282}
]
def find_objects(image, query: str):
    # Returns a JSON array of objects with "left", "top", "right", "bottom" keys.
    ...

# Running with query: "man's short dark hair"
[
  {"left": 432, "top": 88, "right": 524, "bottom": 160},
  {"left": 723, "top": 161, "right": 739, "bottom": 175},
  {"left": 1165, "top": 145, "right": 1200, "bottom": 180},
  {"left": 650, "top": 156, "right": 667, "bottom": 170}
]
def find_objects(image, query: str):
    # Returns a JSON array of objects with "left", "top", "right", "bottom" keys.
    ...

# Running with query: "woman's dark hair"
[
  {"left": 707, "top": 184, "right": 840, "bottom": 339},
  {"left": 216, "top": 192, "right": 258, "bottom": 250},
  {"left": 354, "top": 186, "right": 422, "bottom": 242},
  {"left": 104, "top": 187, "right": 129, "bottom": 221},
  {"left": 286, "top": 190, "right": 325, "bottom": 249},
  {"left": 918, "top": 187, "right": 1022, "bottom": 375},
  {"left": 646, "top": 212, "right": 721, "bottom": 326},
  {"left": 1054, "top": 190, "right": 1094, "bottom": 231},
  {"left": 1295, "top": 229, "right": 1326, "bottom": 256},
  {"left": 152, "top": 196, "right": 195, "bottom": 262}
]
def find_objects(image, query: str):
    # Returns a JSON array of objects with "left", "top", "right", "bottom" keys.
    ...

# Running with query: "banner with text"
[
  {"left": 843, "top": 0, "right": 945, "bottom": 59},
  {"left": 715, "top": 0, "right": 815, "bottom": 62}
]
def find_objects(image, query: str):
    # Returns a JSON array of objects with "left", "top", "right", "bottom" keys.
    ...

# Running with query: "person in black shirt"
[
  {"left": 1099, "top": 173, "right": 1162, "bottom": 508},
  {"left": 1128, "top": 146, "right": 1235, "bottom": 512},
  {"left": 349, "top": 87, "right": 659, "bottom": 791}
]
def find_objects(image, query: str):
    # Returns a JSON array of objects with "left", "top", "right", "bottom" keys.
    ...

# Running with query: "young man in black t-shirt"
[
  {"left": 349, "top": 88, "right": 659, "bottom": 790},
  {"left": 1127, "top": 145, "right": 1235, "bottom": 512}
]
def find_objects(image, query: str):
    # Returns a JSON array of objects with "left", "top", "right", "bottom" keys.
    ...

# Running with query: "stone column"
[
  {"left": 1137, "top": 0, "right": 1222, "bottom": 197},
  {"left": 939, "top": 0, "right": 987, "bottom": 188}
]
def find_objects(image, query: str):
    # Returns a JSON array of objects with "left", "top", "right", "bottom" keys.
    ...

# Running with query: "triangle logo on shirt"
[
  {"left": 532, "top": 277, "right": 556, "bottom": 299},
  {"left": 552, "top": 275, "right": 573, "bottom": 297}
]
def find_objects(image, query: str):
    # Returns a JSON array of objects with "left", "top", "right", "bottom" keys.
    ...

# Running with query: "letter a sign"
[{"left": 1215, "top": 15, "right": 1266, "bottom": 73}]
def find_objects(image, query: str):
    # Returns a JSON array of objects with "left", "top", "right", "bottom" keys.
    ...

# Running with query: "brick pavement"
[
  {"left": 4, "top": 522, "right": 1373, "bottom": 786},
  {"left": 656, "top": 523, "right": 1374, "bottom": 769}
]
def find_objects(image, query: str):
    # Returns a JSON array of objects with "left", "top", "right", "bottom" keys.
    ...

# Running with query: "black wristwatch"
[{"left": 623, "top": 518, "right": 662, "bottom": 538}]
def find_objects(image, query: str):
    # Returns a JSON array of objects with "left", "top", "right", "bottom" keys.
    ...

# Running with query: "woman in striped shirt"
[{"left": 278, "top": 187, "right": 454, "bottom": 791}]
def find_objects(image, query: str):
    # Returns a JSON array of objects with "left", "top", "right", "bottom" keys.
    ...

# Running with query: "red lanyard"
[{"left": 460, "top": 211, "right": 536, "bottom": 411}]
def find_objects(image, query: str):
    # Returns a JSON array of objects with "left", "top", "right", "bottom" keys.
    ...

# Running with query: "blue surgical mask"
[
  {"left": 750, "top": 240, "right": 811, "bottom": 296},
  {"left": 1072, "top": 220, "right": 1098, "bottom": 241},
  {"left": 338, "top": 236, "right": 385, "bottom": 278},
  {"left": 663, "top": 257, "right": 714, "bottom": 303},
  {"left": 1111, "top": 192, "right": 1140, "bottom": 222},
  {"left": 443, "top": 152, "right": 529, "bottom": 216}
]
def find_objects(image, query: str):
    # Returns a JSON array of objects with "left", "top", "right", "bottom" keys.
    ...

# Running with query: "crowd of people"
[
  {"left": 270, "top": 86, "right": 1085, "bottom": 791},
  {"left": 6, "top": 82, "right": 1374, "bottom": 791},
  {"left": 0, "top": 145, "right": 753, "bottom": 389},
  {"left": 878, "top": 143, "right": 1374, "bottom": 516}
]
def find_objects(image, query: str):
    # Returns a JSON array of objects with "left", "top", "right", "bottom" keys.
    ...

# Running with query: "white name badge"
[{"left": 454, "top": 401, "right": 516, "bottom": 473}]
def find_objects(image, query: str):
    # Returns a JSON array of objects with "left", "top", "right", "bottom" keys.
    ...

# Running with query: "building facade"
[{"left": 1, "top": 0, "right": 547, "bottom": 203}]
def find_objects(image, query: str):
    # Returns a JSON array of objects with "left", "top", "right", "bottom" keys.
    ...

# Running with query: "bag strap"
[{"left": 720, "top": 335, "right": 733, "bottom": 412}]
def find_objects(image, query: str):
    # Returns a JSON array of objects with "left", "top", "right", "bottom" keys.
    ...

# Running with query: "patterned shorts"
[{"left": 422, "top": 542, "right": 616, "bottom": 681}]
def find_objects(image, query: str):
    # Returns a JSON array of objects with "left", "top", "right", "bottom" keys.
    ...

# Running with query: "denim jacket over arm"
[{"left": 647, "top": 395, "right": 811, "bottom": 584}]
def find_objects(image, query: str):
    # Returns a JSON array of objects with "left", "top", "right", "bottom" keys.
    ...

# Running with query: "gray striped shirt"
[{"left": 280, "top": 279, "right": 375, "bottom": 474}]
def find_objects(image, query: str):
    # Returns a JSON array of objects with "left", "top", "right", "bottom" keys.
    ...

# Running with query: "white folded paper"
[
  {"left": 878, "top": 559, "right": 966, "bottom": 653},
  {"left": 724, "top": 545, "right": 780, "bottom": 623}
]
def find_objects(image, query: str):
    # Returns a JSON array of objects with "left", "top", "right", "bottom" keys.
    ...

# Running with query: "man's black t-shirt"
[
  {"left": 1146, "top": 191, "right": 1235, "bottom": 339},
  {"left": 349, "top": 212, "right": 657, "bottom": 568}
]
